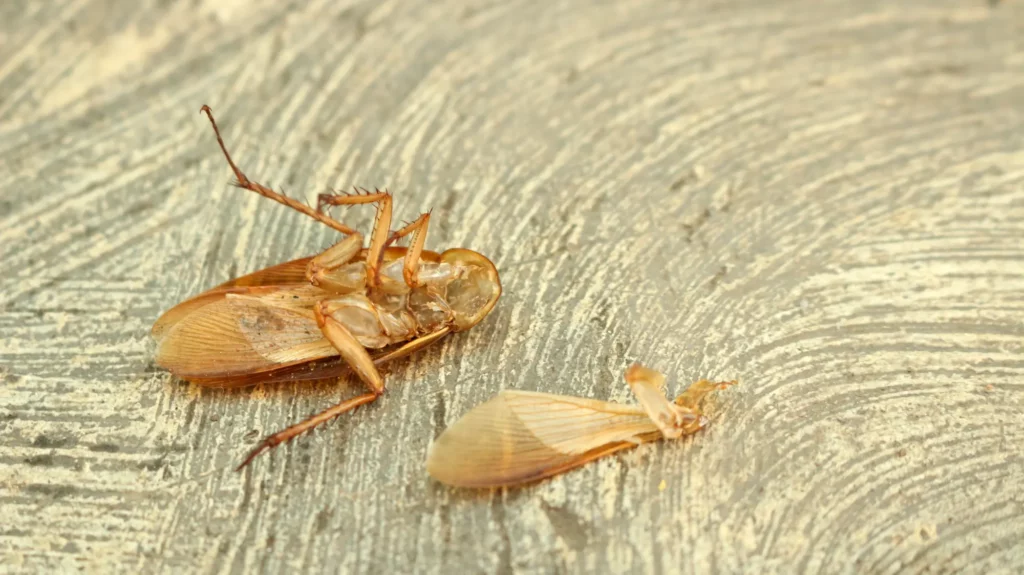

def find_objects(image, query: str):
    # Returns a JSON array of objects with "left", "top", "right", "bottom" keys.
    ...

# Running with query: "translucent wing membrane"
[
  {"left": 427, "top": 365, "right": 736, "bottom": 488},
  {"left": 426, "top": 391, "right": 662, "bottom": 488},
  {"left": 152, "top": 257, "right": 315, "bottom": 341}
]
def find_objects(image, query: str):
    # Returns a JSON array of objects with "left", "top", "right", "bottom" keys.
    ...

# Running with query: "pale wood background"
[{"left": 1, "top": 0, "right": 1023, "bottom": 573}]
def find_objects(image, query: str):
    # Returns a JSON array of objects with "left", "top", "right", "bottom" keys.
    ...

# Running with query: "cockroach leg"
[
  {"left": 313, "top": 301, "right": 386, "bottom": 395},
  {"left": 236, "top": 299, "right": 388, "bottom": 470},
  {"left": 315, "top": 187, "right": 388, "bottom": 212},
  {"left": 305, "top": 232, "right": 364, "bottom": 288},
  {"left": 198, "top": 105, "right": 357, "bottom": 236},
  {"left": 386, "top": 211, "right": 431, "bottom": 287},
  {"left": 236, "top": 392, "right": 378, "bottom": 471},
  {"left": 371, "top": 326, "right": 451, "bottom": 365},
  {"left": 317, "top": 189, "right": 393, "bottom": 287}
]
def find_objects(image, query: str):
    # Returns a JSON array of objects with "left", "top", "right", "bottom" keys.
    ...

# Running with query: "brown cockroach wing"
[
  {"left": 152, "top": 257, "right": 314, "bottom": 341},
  {"left": 426, "top": 391, "right": 662, "bottom": 488},
  {"left": 183, "top": 357, "right": 352, "bottom": 388},
  {"left": 154, "top": 291, "right": 338, "bottom": 383},
  {"left": 215, "top": 257, "right": 314, "bottom": 288}
]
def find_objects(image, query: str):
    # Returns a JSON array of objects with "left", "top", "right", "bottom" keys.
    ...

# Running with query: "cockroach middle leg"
[
  {"left": 237, "top": 299, "right": 388, "bottom": 470},
  {"left": 386, "top": 212, "right": 431, "bottom": 287},
  {"left": 199, "top": 105, "right": 357, "bottom": 235},
  {"left": 371, "top": 326, "right": 451, "bottom": 365},
  {"left": 317, "top": 189, "right": 394, "bottom": 286},
  {"left": 305, "top": 232, "right": 364, "bottom": 288}
]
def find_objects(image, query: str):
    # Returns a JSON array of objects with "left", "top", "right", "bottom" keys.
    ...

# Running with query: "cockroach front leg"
[{"left": 236, "top": 300, "right": 386, "bottom": 470}]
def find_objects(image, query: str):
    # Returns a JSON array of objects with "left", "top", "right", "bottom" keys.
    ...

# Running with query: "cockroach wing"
[
  {"left": 155, "top": 292, "right": 338, "bottom": 382},
  {"left": 152, "top": 257, "right": 314, "bottom": 341},
  {"left": 426, "top": 391, "right": 661, "bottom": 488},
  {"left": 215, "top": 257, "right": 313, "bottom": 288}
]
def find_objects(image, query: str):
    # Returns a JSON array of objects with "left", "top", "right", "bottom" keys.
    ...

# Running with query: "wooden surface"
[{"left": 2, "top": 0, "right": 1023, "bottom": 573}]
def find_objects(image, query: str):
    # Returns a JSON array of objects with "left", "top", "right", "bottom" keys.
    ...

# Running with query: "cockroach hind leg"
[
  {"left": 236, "top": 441, "right": 273, "bottom": 472},
  {"left": 199, "top": 105, "right": 249, "bottom": 187},
  {"left": 232, "top": 302, "right": 391, "bottom": 470},
  {"left": 235, "top": 391, "right": 379, "bottom": 471},
  {"left": 198, "top": 105, "right": 357, "bottom": 236}
]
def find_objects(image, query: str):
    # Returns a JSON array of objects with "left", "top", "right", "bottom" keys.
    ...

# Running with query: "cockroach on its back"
[{"left": 152, "top": 106, "right": 501, "bottom": 469}]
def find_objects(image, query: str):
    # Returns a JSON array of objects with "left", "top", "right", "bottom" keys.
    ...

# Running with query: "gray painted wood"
[{"left": 2, "top": 0, "right": 1023, "bottom": 573}]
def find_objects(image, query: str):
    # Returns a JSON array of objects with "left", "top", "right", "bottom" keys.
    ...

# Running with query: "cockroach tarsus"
[
  {"left": 152, "top": 106, "right": 502, "bottom": 470},
  {"left": 425, "top": 364, "right": 735, "bottom": 488}
]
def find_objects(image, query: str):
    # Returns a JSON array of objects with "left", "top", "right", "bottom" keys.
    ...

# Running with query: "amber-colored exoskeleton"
[
  {"left": 426, "top": 364, "right": 734, "bottom": 488},
  {"left": 152, "top": 106, "right": 501, "bottom": 469}
]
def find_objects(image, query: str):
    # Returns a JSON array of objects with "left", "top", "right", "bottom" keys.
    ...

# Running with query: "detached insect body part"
[
  {"left": 624, "top": 364, "right": 711, "bottom": 439},
  {"left": 152, "top": 106, "right": 501, "bottom": 469},
  {"left": 425, "top": 364, "right": 734, "bottom": 488}
]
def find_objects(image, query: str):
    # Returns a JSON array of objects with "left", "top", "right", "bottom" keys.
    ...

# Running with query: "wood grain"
[{"left": 2, "top": 0, "right": 1023, "bottom": 573}]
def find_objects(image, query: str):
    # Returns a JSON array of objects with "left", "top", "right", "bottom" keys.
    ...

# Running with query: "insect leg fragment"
[
  {"left": 671, "top": 379, "right": 737, "bottom": 434},
  {"left": 236, "top": 392, "right": 378, "bottom": 471},
  {"left": 627, "top": 365, "right": 736, "bottom": 437}
]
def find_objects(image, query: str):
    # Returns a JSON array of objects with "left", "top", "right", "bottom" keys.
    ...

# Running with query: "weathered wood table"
[{"left": 2, "top": 1, "right": 1022, "bottom": 573}]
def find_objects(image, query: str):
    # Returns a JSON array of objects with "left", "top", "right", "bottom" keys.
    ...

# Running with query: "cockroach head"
[{"left": 440, "top": 249, "right": 502, "bottom": 331}]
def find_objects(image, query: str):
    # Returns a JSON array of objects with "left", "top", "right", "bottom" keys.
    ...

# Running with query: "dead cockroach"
[
  {"left": 152, "top": 106, "right": 501, "bottom": 469},
  {"left": 426, "top": 364, "right": 734, "bottom": 488}
]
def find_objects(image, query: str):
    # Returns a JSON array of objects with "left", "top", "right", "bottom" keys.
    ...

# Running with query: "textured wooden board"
[{"left": 2, "top": 0, "right": 1023, "bottom": 573}]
